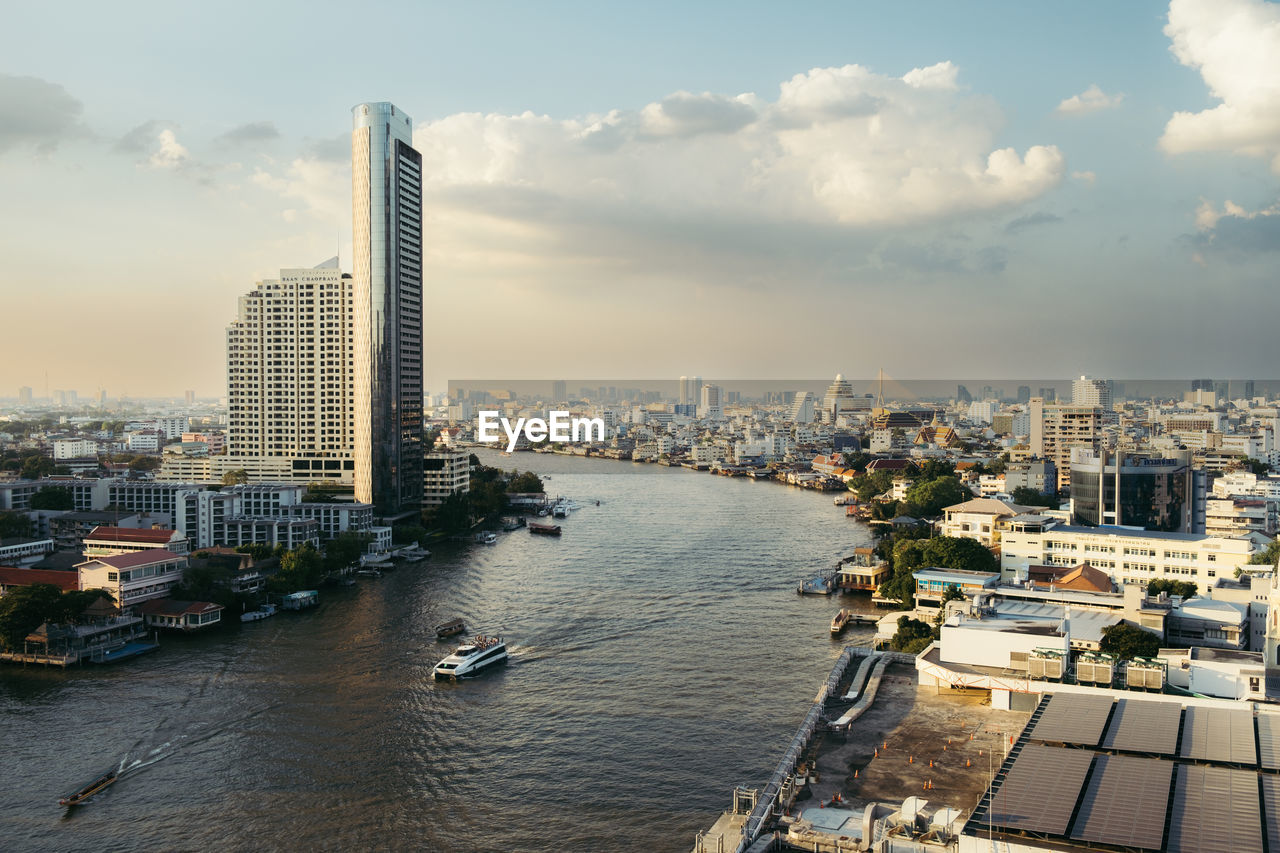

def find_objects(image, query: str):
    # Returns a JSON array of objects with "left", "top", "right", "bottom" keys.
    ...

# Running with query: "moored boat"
[
  {"left": 435, "top": 618, "right": 466, "bottom": 639},
  {"left": 240, "top": 603, "right": 277, "bottom": 623},
  {"left": 528, "top": 522, "right": 561, "bottom": 536},
  {"left": 59, "top": 769, "right": 118, "bottom": 807},
  {"left": 433, "top": 634, "right": 508, "bottom": 679},
  {"left": 830, "top": 608, "right": 852, "bottom": 635}
]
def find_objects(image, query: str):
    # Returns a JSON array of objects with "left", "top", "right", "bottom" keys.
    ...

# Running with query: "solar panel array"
[
  {"left": 1101, "top": 698, "right": 1182, "bottom": 755},
  {"left": 1070, "top": 754, "right": 1173, "bottom": 851},
  {"left": 1257, "top": 713, "right": 1280, "bottom": 771},
  {"left": 1167, "top": 765, "right": 1263, "bottom": 853},
  {"left": 1029, "top": 692, "right": 1113, "bottom": 746},
  {"left": 986, "top": 743, "right": 1095, "bottom": 836},
  {"left": 1180, "top": 707, "right": 1257, "bottom": 766},
  {"left": 1264, "top": 777, "right": 1280, "bottom": 853}
]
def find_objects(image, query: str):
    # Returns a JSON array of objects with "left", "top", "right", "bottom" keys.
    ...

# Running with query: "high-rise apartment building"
[
  {"left": 225, "top": 262, "right": 355, "bottom": 483},
  {"left": 17, "top": 386, "right": 32, "bottom": 403},
  {"left": 699, "top": 383, "right": 723, "bottom": 420},
  {"left": 353, "top": 102, "right": 424, "bottom": 518},
  {"left": 1029, "top": 397, "right": 1102, "bottom": 491},
  {"left": 1071, "top": 375, "right": 1112, "bottom": 410}
]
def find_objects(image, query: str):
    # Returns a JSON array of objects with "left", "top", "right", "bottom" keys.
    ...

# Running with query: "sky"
[{"left": 2, "top": 0, "right": 1279, "bottom": 398}]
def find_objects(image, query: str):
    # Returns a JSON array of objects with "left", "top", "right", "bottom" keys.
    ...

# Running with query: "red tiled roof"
[
  {"left": 81, "top": 549, "right": 184, "bottom": 570},
  {"left": 0, "top": 566, "right": 79, "bottom": 592},
  {"left": 137, "top": 598, "right": 223, "bottom": 617},
  {"left": 85, "top": 526, "right": 177, "bottom": 544}
]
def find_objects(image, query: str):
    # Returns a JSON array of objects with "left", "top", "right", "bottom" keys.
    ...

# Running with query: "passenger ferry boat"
[{"left": 433, "top": 635, "right": 508, "bottom": 680}]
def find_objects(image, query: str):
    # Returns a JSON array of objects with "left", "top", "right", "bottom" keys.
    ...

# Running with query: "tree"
[
  {"left": 1249, "top": 540, "right": 1280, "bottom": 566},
  {"left": 901, "top": 476, "right": 970, "bottom": 518},
  {"left": 0, "top": 583, "right": 66, "bottom": 650},
  {"left": 507, "top": 471, "right": 544, "bottom": 494},
  {"left": 222, "top": 469, "right": 250, "bottom": 485},
  {"left": 1010, "top": 487, "right": 1058, "bottom": 508},
  {"left": 0, "top": 510, "right": 34, "bottom": 539},
  {"left": 1145, "top": 578, "right": 1197, "bottom": 599},
  {"left": 20, "top": 454, "right": 56, "bottom": 481},
  {"left": 1237, "top": 457, "right": 1271, "bottom": 476},
  {"left": 431, "top": 492, "right": 471, "bottom": 533},
  {"left": 392, "top": 524, "right": 428, "bottom": 546},
  {"left": 935, "top": 584, "right": 965, "bottom": 626},
  {"left": 30, "top": 487, "right": 74, "bottom": 511},
  {"left": 128, "top": 455, "right": 161, "bottom": 472},
  {"left": 269, "top": 542, "right": 324, "bottom": 592},
  {"left": 889, "top": 616, "right": 936, "bottom": 654},
  {"left": 921, "top": 536, "right": 999, "bottom": 574},
  {"left": 469, "top": 479, "right": 508, "bottom": 519},
  {"left": 915, "top": 458, "right": 956, "bottom": 484},
  {"left": 1099, "top": 623, "right": 1161, "bottom": 660},
  {"left": 323, "top": 532, "right": 371, "bottom": 571}
]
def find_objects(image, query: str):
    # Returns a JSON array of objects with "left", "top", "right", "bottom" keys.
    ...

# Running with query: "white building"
[
  {"left": 1000, "top": 522, "right": 1256, "bottom": 586},
  {"left": 78, "top": 549, "right": 187, "bottom": 610},
  {"left": 226, "top": 262, "right": 356, "bottom": 485},
  {"left": 698, "top": 384, "right": 723, "bottom": 420},
  {"left": 53, "top": 439, "right": 100, "bottom": 460},
  {"left": 423, "top": 449, "right": 470, "bottom": 507}
]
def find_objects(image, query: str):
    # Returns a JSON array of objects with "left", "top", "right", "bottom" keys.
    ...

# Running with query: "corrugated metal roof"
[
  {"left": 1167, "top": 765, "right": 1262, "bottom": 853},
  {"left": 1102, "top": 698, "right": 1182, "bottom": 755},
  {"left": 1071, "top": 754, "right": 1173, "bottom": 850},
  {"left": 1257, "top": 713, "right": 1280, "bottom": 771},
  {"left": 1262, "top": 776, "right": 1280, "bottom": 853}
]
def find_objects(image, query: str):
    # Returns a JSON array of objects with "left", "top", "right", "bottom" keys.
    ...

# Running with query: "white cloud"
[
  {"left": 406, "top": 61, "right": 1063, "bottom": 229},
  {"left": 1161, "top": 0, "right": 1280, "bottom": 172},
  {"left": 0, "top": 73, "right": 87, "bottom": 154},
  {"left": 1072, "top": 170, "right": 1097, "bottom": 185},
  {"left": 1190, "top": 198, "right": 1280, "bottom": 257},
  {"left": 1055, "top": 85, "right": 1124, "bottom": 115},
  {"left": 148, "top": 129, "right": 190, "bottom": 169}
]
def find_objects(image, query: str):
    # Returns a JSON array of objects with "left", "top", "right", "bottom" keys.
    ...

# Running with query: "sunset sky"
[{"left": 3, "top": 0, "right": 1279, "bottom": 398}]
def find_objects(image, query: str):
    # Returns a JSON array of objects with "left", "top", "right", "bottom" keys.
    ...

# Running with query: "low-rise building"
[
  {"left": 0, "top": 537, "right": 55, "bottom": 567},
  {"left": 77, "top": 549, "right": 187, "bottom": 610},
  {"left": 941, "top": 497, "right": 1032, "bottom": 547},
  {"left": 423, "top": 449, "right": 470, "bottom": 507},
  {"left": 83, "top": 526, "right": 189, "bottom": 557},
  {"left": 137, "top": 598, "right": 224, "bottom": 631},
  {"left": 0, "top": 566, "right": 80, "bottom": 595},
  {"left": 913, "top": 568, "right": 1000, "bottom": 609}
]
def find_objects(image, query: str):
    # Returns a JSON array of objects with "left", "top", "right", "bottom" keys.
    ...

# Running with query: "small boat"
[
  {"left": 398, "top": 546, "right": 431, "bottom": 561},
  {"left": 356, "top": 568, "right": 382, "bottom": 578},
  {"left": 60, "top": 769, "right": 118, "bottom": 807},
  {"left": 552, "top": 504, "right": 568, "bottom": 518},
  {"left": 475, "top": 531, "right": 497, "bottom": 544},
  {"left": 240, "top": 603, "right": 277, "bottom": 623},
  {"left": 435, "top": 618, "right": 466, "bottom": 639},
  {"left": 528, "top": 522, "right": 561, "bottom": 536},
  {"left": 830, "top": 608, "right": 852, "bottom": 635},
  {"left": 433, "top": 634, "right": 508, "bottom": 680}
]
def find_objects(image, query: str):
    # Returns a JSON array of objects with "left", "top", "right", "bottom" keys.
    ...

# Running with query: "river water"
[{"left": 1, "top": 452, "right": 877, "bottom": 852}]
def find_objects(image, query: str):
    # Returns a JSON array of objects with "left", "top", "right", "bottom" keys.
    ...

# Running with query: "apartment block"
[{"left": 1029, "top": 397, "right": 1102, "bottom": 490}]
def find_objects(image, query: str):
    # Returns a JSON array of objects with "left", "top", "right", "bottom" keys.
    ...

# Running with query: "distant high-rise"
[
  {"left": 699, "top": 384, "right": 723, "bottom": 420},
  {"left": 956, "top": 384, "right": 972, "bottom": 404},
  {"left": 789, "top": 392, "right": 816, "bottom": 424},
  {"left": 353, "top": 102, "right": 424, "bottom": 518},
  {"left": 551, "top": 380, "right": 567, "bottom": 403},
  {"left": 1016, "top": 385, "right": 1031, "bottom": 404},
  {"left": 17, "top": 386, "right": 32, "bottom": 403},
  {"left": 1245, "top": 380, "right": 1256, "bottom": 401},
  {"left": 1072, "top": 375, "right": 1112, "bottom": 411},
  {"left": 185, "top": 390, "right": 195, "bottom": 406},
  {"left": 226, "top": 263, "right": 355, "bottom": 482}
]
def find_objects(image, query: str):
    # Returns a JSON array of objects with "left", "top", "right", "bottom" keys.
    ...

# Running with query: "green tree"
[
  {"left": 234, "top": 543, "right": 276, "bottom": 560},
  {"left": 889, "top": 616, "right": 937, "bottom": 654},
  {"left": 1010, "top": 487, "right": 1059, "bottom": 508},
  {"left": 1237, "top": 457, "right": 1271, "bottom": 476},
  {"left": 323, "top": 532, "right": 371, "bottom": 571},
  {"left": 1145, "top": 578, "right": 1198, "bottom": 599},
  {"left": 392, "top": 524, "right": 428, "bottom": 546},
  {"left": 901, "top": 476, "right": 970, "bottom": 518},
  {"left": 1099, "top": 623, "right": 1161, "bottom": 660},
  {"left": 0, "top": 510, "right": 35, "bottom": 539},
  {"left": 0, "top": 583, "right": 65, "bottom": 650},
  {"left": 128, "top": 455, "right": 161, "bottom": 472},
  {"left": 270, "top": 542, "right": 324, "bottom": 592},
  {"left": 431, "top": 492, "right": 472, "bottom": 533},
  {"left": 1249, "top": 541, "right": 1280, "bottom": 566},
  {"left": 20, "top": 455, "right": 55, "bottom": 481},
  {"left": 222, "top": 468, "right": 250, "bottom": 485},
  {"left": 915, "top": 458, "right": 956, "bottom": 484},
  {"left": 507, "top": 471, "right": 544, "bottom": 494},
  {"left": 30, "top": 487, "right": 74, "bottom": 511},
  {"left": 469, "top": 479, "right": 508, "bottom": 519},
  {"left": 921, "top": 536, "right": 999, "bottom": 574}
]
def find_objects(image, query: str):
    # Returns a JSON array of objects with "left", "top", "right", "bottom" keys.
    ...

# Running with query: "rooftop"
[
  {"left": 85, "top": 526, "right": 177, "bottom": 544},
  {"left": 0, "top": 566, "right": 79, "bottom": 591},
  {"left": 79, "top": 549, "right": 184, "bottom": 570}
]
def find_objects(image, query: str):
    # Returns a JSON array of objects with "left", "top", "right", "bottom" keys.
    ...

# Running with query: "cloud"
[
  {"left": 1004, "top": 211, "right": 1063, "bottom": 234},
  {"left": 113, "top": 120, "right": 171, "bottom": 155},
  {"left": 1071, "top": 170, "right": 1097, "bottom": 185},
  {"left": 407, "top": 61, "right": 1064, "bottom": 229},
  {"left": 215, "top": 121, "right": 280, "bottom": 146},
  {"left": 148, "top": 129, "right": 191, "bottom": 169},
  {"left": 1191, "top": 199, "right": 1280, "bottom": 255},
  {"left": 304, "top": 132, "right": 350, "bottom": 162},
  {"left": 1161, "top": 0, "right": 1280, "bottom": 172},
  {"left": 0, "top": 73, "right": 86, "bottom": 154},
  {"left": 1056, "top": 85, "right": 1124, "bottom": 115}
]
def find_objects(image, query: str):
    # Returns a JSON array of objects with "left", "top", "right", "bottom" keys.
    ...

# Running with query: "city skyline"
[{"left": 3, "top": 0, "right": 1280, "bottom": 396}]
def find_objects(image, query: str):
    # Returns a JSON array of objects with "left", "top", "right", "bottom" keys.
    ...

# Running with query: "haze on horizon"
[{"left": 2, "top": 0, "right": 1279, "bottom": 399}]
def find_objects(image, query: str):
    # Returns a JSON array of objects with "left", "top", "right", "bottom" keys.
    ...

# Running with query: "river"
[{"left": 1, "top": 452, "right": 878, "bottom": 852}]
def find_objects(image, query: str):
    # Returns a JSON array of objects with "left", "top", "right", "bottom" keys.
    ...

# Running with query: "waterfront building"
[
  {"left": 225, "top": 262, "right": 356, "bottom": 485},
  {"left": 353, "top": 101, "right": 424, "bottom": 518},
  {"left": 1029, "top": 397, "right": 1102, "bottom": 490},
  {"left": 78, "top": 549, "right": 187, "bottom": 610},
  {"left": 83, "top": 526, "right": 189, "bottom": 557},
  {"left": 423, "top": 448, "right": 470, "bottom": 507},
  {"left": 138, "top": 598, "right": 224, "bottom": 631},
  {"left": 1068, "top": 448, "right": 1193, "bottom": 532},
  {"left": 0, "top": 566, "right": 80, "bottom": 596},
  {"left": 940, "top": 497, "right": 1033, "bottom": 548},
  {"left": 1000, "top": 522, "right": 1255, "bottom": 586}
]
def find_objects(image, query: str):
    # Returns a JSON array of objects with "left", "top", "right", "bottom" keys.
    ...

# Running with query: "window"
[{"left": 1251, "top": 677, "right": 1261, "bottom": 692}]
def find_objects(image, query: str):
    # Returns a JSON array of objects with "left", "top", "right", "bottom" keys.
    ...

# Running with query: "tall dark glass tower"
[{"left": 353, "top": 102, "right": 424, "bottom": 518}]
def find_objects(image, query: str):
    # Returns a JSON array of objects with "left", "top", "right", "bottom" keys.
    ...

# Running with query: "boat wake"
[{"left": 116, "top": 702, "right": 282, "bottom": 780}]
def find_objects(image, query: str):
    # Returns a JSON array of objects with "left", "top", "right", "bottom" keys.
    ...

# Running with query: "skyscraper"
[
  {"left": 353, "top": 102, "right": 424, "bottom": 518},
  {"left": 226, "top": 262, "right": 355, "bottom": 482}
]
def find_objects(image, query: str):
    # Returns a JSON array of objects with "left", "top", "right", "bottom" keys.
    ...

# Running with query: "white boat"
[
  {"left": 552, "top": 505, "right": 568, "bottom": 518},
  {"left": 475, "top": 531, "right": 497, "bottom": 544},
  {"left": 240, "top": 603, "right": 277, "bottom": 623},
  {"left": 398, "top": 546, "right": 431, "bottom": 561},
  {"left": 356, "top": 568, "right": 382, "bottom": 578},
  {"left": 433, "top": 635, "right": 508, "bottom": 680}
]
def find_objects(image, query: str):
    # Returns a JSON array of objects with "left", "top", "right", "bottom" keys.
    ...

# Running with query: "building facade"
[
  {"left": 423, "top": 449, "right": 470, "bottom": 507},
  {"left": 353, "top": 101, "right": 424, "bottom": 518},
  {"left": 1029, "top": 398, "right": 1102, "bottom": 490},
  {"left": 226, "top": 263, "right": 356, "bottom": 484},
  {"left": 1069, "top": 449, "right": 1192, "bottom": 532}
]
